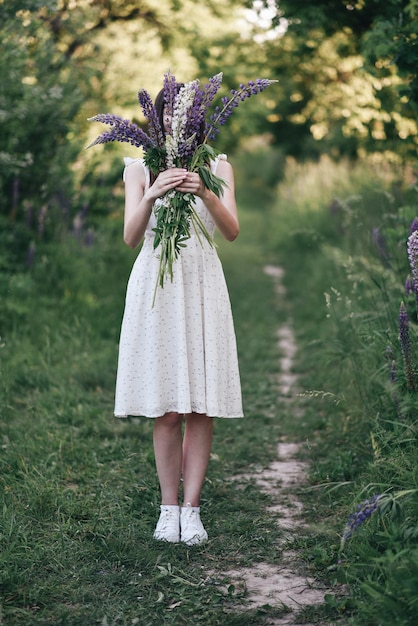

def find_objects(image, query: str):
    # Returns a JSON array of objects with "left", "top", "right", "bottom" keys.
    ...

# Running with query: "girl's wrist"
[
  {"left": 144, "top": 188, "right": 157, "bottom": 204},
  {"left": 200, "top": 186, "right": 214, "bottom": 204}
]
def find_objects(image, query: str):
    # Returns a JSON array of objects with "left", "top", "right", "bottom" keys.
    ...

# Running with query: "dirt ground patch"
[{"left": 224, "top": 265, "right": 329, "bottom": 625}]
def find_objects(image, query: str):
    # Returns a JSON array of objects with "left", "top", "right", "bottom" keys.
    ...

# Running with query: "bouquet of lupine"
[{"left": 87, "top": 71, "right": 276, "bottom": 296}]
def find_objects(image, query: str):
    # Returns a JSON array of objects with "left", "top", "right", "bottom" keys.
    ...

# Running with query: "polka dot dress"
[{"left": 114, "top": 156, "right": 243, "bottom": 419}]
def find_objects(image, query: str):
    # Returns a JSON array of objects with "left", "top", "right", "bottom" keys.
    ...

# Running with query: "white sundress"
[{"left": 114, "top": 156, "right": 243, "bottom": 419}]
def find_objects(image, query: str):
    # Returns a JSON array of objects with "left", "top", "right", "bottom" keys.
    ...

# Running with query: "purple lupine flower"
[
  {"left": 399, "top": 301, "right": 416, "bottom": 391},
  {"left": 163, "top": 70, "right": 178, "bottom": 124},
  {"left": 200, "top": 72, "right": 224, "bottom": 110},
  {"left": 341, "top": 494, "right": 381, "bottom": 548},
  {"left": 137, "top": 90, "right": 164, "bottom": 147},
  {"left": 87, "top": 114, "right": 155, "bottom": 150},
  {"left": 205, "top": 77, "right": 277, "bottom": 142},
  {"left": 138, "top": 89, "right": 164, "bottom": 147},
  {"left": 409, "top": 217, "right": 418, "bottom": 235},
  {"left": 407, "top": 230, "right": 418, "bottom": 277},
  {"left": 407, "top": 230, "right": 418, "bottom": 315}
]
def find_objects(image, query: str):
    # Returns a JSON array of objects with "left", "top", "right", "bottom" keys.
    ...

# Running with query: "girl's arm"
[
  {"left": 123, "top": 161, "right": 188, "bottom": 248},
  {"left": 175, "top": 159, "right": 239, "bottom": 242}
]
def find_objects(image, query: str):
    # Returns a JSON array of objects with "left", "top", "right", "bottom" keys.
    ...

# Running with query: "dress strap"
[
  {"left": 122, "top": 157, "right": 150, "bottom": 189},
  {"left": 211, "top": 153, "right": 227, "bottom": 174}
]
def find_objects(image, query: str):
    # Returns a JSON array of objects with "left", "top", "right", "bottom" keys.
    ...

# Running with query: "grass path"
[{"left": 0, "top": 205, "right": 341, "bottom": 625}]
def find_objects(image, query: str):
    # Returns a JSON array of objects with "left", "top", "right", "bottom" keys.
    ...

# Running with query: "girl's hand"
[
  {"left": 175, "top": 171, "right": 205, "bottom": 197},
  {"left": 146, "top": 168, "right": 188, "bottom": 201}
]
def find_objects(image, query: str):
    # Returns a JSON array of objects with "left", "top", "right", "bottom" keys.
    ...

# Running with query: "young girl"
[{"left": 114, "top": 85, "right": 243, "bottom": 545}]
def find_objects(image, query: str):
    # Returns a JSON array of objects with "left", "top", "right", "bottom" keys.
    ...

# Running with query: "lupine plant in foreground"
[
  {"left": 394, "top": 221, "right": 418, "bottom": 392},
  {"left": 340, "top": 494, "right": 381, "bottom": 550},
  {"left": 87, "top": 72, "right": 276, "bottom": 301},
  {"left": 407, "top": 228, "right": 418, "bottom": 317},
  {"left": 398, "top": 301, "right": 416, "bottom": 392}
]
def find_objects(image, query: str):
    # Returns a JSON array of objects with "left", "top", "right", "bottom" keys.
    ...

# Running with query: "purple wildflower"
[
  {"left": 205, "top": 78, "right": 277, "bottom": 142},
  {"left": 341, "top": 494, "right": 381, "bottom": 548},
  {"left": 409, "top": 217, "right": 418, "bottom": 235},
  {"left": 407, "top": 230, "right": 418, "bottom": 277},
  {"left": 399, "top": 301, "right": 416, "bottom": 391},
  {"left": 87, "top": 114, "right": 155, "bottom": 151},
  {"left": 407, "top": 230, "right": 418, "bottom": 315},
  {"left": 163, "top": 70, "right": 178, "bottom": 124},
  {"left": 200, "top": 72, "right": 224, "bottom": 110},
  {"left": 137, "top": 90, "right": 164, "bottom": 147}
]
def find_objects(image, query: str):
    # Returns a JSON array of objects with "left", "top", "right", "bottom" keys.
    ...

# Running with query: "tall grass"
[{"left": 270, "top": 153, "right": 418, "bottom": 625}]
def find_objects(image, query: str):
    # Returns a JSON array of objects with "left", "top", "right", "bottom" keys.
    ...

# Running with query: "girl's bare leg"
[
  {"left": 182, "top": 413, "right": 213, "bottom": 506},
  {"left": 153, "top": 412, "right": 183, "bottom": 505}
]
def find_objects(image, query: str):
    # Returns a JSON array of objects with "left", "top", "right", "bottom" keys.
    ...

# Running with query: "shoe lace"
[
  {"left": 159, "top": 508, "right": 177, "bottom": 529},
  {"left": 183, "top": 508, "right": 199, "bottom": 529}
]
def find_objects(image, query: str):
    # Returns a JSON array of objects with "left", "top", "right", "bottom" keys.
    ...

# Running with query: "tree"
[
  {"left": 0, "top": 0, "right": 246, "bottom": 234},
  {"left": 223, "top": 0, "right": 418, "bottom": 159}
]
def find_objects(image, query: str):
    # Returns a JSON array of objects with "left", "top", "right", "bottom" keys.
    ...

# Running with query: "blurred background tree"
[{"left": 200, "top": 0, "right": 418, "bottom": 159}]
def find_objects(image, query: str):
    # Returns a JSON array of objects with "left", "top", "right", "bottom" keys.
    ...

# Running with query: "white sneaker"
[
  {"left": 180, "top": 503, "right": 208, "bottom": 546},
  {"left": 153, "top": 505, "right": 180, "bottom": 543}
]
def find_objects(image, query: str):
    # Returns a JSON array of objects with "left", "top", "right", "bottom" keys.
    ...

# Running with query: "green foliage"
[
  {"left": 363, "top": 0, "right": 418, "bottom": 106},
  {"left": 0, "top": 5, "right": 88, "bottom": 233},
  {"left": 238, "top": 0, "right": 418, "bottom": 159}
]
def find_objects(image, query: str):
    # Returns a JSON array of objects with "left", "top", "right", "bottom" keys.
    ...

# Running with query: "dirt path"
[{"left": 225, "top": 265, "right": 329, "bottom": 625}]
